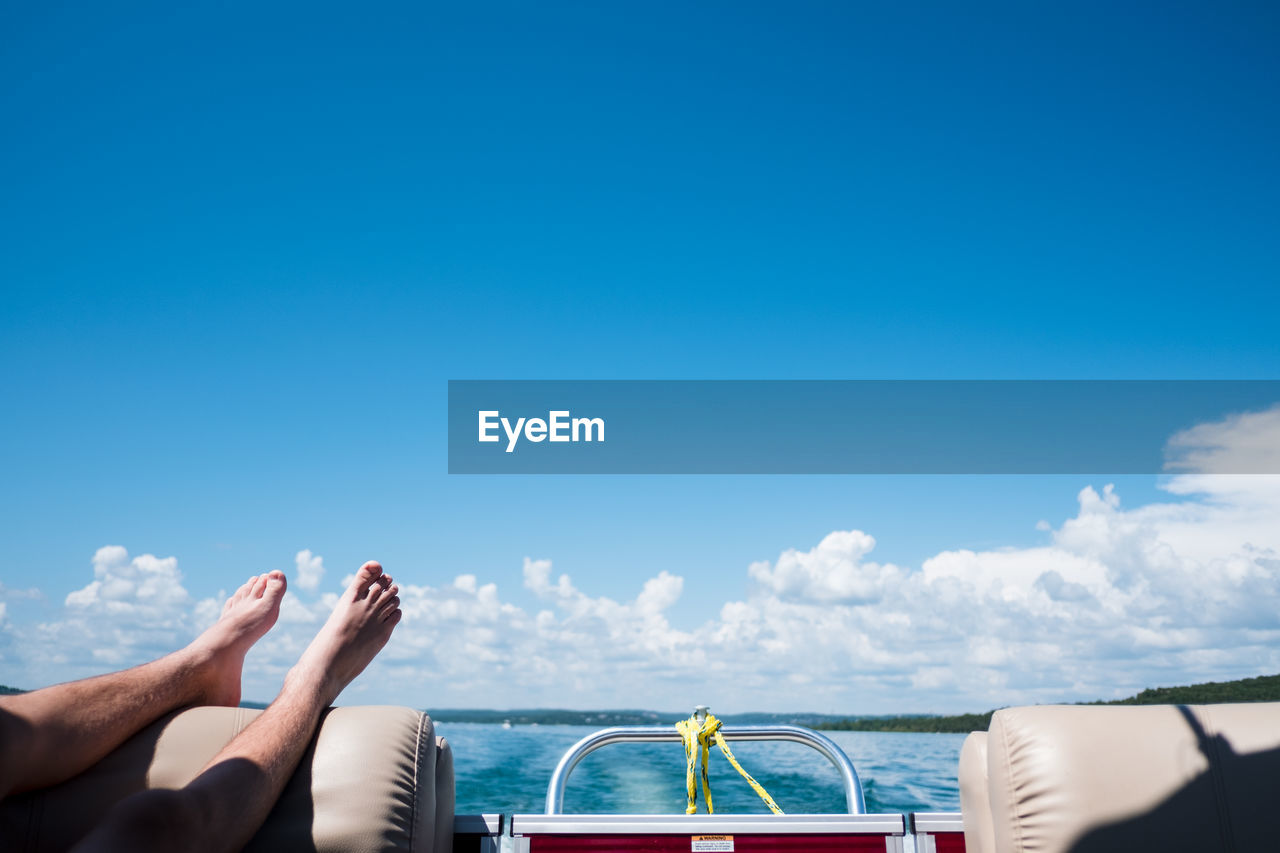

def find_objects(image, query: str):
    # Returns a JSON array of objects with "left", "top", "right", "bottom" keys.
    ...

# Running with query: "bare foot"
[
  {"left": 188, "top": 571, "right": 288, "bottom": 706},
  {"left": 287, "top": 561, "right": 401, "bottom": 706}
]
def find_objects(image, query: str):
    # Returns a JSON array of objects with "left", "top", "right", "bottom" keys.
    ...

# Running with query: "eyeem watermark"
[
  {"left": 478, "top": 410, "right": 605, "bottom": 453},
  {"left": 449, "top": 380, "right": 1280, "bottom": 473}
]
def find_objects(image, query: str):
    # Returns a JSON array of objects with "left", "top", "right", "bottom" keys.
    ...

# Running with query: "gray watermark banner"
[{"left": 447, "top": 380, "right": 1280, "bottom": 474}]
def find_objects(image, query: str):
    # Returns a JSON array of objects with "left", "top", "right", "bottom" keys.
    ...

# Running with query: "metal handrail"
[{"left": 544, "top": 724, "right": 866, "bottom": 815}]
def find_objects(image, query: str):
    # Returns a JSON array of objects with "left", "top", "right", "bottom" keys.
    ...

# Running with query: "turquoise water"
[{"left": 438, "top": 723, "right": 965, "bottom": 816}]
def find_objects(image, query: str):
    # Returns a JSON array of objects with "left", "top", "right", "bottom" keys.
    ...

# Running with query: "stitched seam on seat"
[
  {"left": 410, "top": 711, "right": 426, "bottom": 851},
  {"left": 997, "top": 717, "right": 1024, "bottom": 853},
  {"left": 1190, "top": 706, "right": 1237, "bottom": 853}
]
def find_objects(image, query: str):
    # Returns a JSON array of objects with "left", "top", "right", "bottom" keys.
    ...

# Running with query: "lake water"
[{"left": 438, "top": 723, "right": 966, "bottom": 816}]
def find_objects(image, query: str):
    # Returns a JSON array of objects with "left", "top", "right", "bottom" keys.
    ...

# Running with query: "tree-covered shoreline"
[
  {"left": 4, "top": 673, "right": 1277, "bottom": 729},
  {"left": 816, "top": 673, "right": 1280, "bottom": 733}
]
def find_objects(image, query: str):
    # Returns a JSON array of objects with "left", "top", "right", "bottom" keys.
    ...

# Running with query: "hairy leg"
[
  {"left": 0, "top": 571, "right": 287, "bottom": 799},
  {"left": 74, "top": 561, "right": 401, "bottom": 853}
]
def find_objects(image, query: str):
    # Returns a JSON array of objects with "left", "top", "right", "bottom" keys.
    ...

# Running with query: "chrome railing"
[{"left": 544, "top": 722, "right": 866, "bottom": 815}]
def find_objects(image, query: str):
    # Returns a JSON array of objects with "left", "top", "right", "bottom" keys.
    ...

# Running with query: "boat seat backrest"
[
  {"left": 958, "top": 702, "right": 1280, "bottom": 853},
  {"left": 0, "top": 704, "right": 454, "bottom": 853}
]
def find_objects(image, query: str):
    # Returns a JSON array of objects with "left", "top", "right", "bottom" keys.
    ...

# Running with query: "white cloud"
[
  {"left": 294, "top": 549, "right": 325, "bottom": 592},
  {"left": 1165, "top": 404, "right": 1280, "bottom": 474},
  {"left": 33, "top": 546, "right": 206, "bottom": 668},
  {"left": 0, "top": 583, "right": 42, "bottom": 602},
  {"left": 748, "top": 530, "right": 904, "bottom": 603}
]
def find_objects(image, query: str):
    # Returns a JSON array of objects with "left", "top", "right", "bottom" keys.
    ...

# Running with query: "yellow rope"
[
  {"left": 675, "top": 713, "right": 784, "bottom": 815},
  {"left": 674, "top": 716, "right": 711, "bottom": 813}
]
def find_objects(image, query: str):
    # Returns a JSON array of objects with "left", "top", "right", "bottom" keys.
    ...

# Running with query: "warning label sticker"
[{"left": 691, "top": 836, "right": 734, "bottom": 852}]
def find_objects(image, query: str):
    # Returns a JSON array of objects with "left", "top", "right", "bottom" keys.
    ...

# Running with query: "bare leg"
[
  {"left": 74, "top": 561, "right": 402, "bottom": 853},
  {"left": 0, "top": 571, "right": 287, "bottom": 799}
]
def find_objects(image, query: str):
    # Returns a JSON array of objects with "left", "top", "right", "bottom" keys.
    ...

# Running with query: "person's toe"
[
  {"left": 350, "top": 561, "right": 383, "bottom": 599},
  {"left": 262, "top": 571, "right": 287, "bottom": 605},
  {"left": 251, "top": 573, "right": 270, "bottom": 598}
]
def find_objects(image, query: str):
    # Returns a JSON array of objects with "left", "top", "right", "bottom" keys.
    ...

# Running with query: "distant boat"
[{"left": 502, "top": 719, "right": 512, "bottom": 729}]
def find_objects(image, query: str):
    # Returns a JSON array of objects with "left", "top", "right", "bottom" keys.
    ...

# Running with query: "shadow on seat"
[
  {"left": 1069, "top": 705, "right": 1278, "bottom": 852},
  {"left": 959, "top": 702, "right": 1280, "bottom": 853}
]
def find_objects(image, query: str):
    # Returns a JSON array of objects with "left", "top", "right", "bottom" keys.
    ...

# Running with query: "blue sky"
[{"left": 2, "top": 2, "right": 1278, "bottom": 712}]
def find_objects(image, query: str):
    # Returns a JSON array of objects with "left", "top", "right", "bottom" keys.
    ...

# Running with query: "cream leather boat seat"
[
  {"left": 959, "top": 702, "right": 1280, "bottom": 853},
  {"left": 0, "top": 705, "right": 454, "bottom": 852}
]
